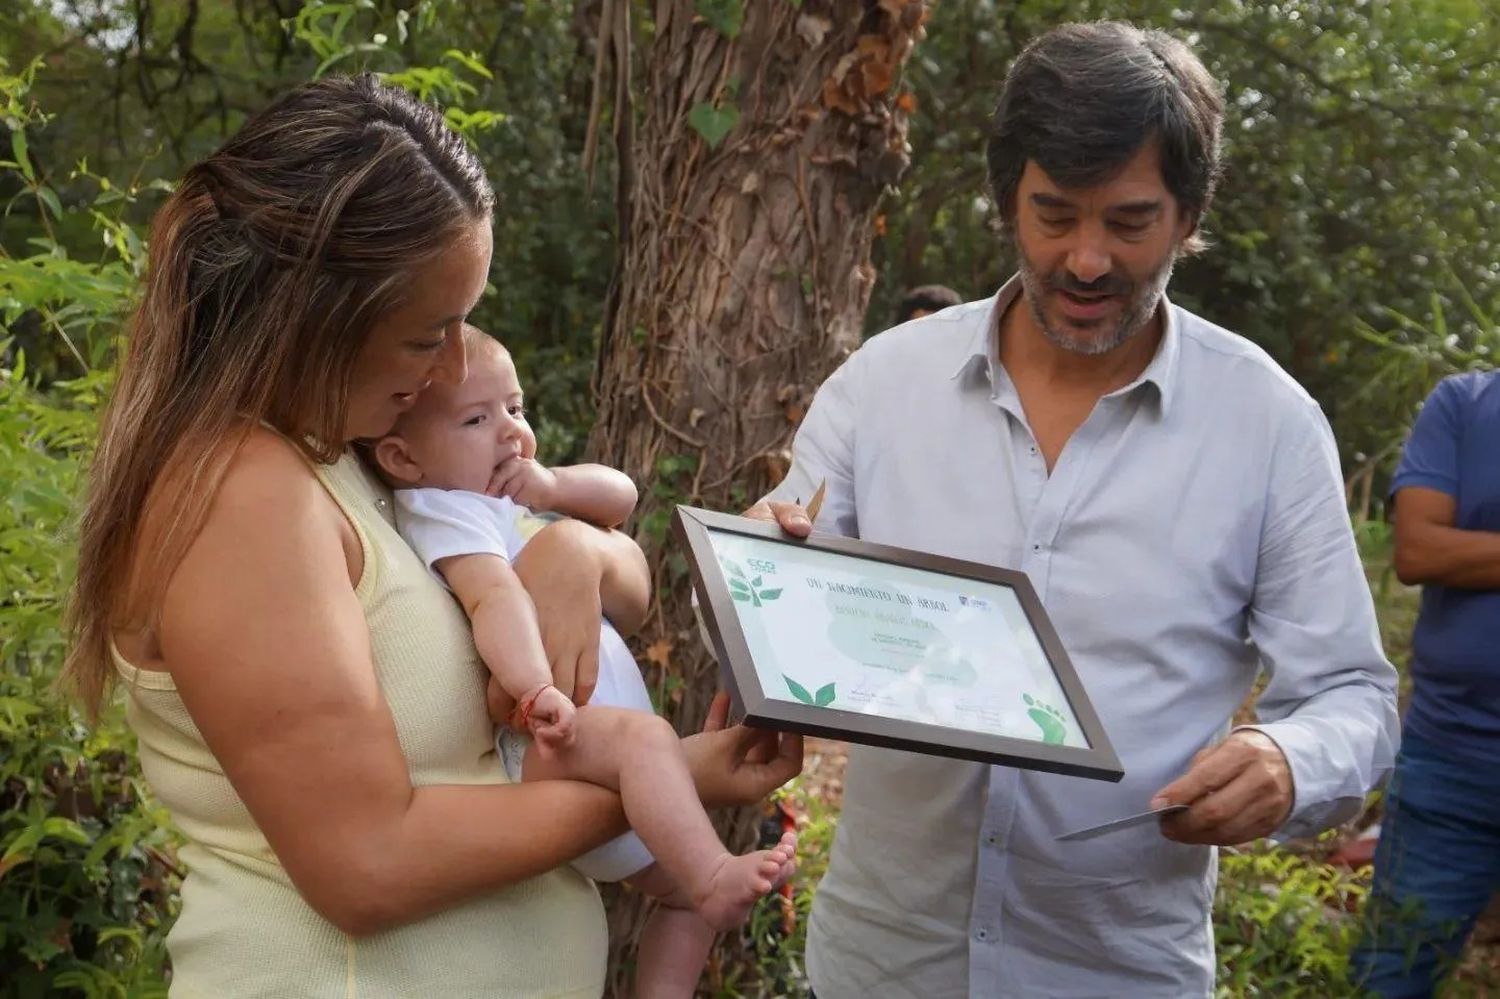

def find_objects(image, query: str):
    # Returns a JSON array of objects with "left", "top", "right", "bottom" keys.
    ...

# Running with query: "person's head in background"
[{"left": 896, "top": 284, "right": 964, "bottom": 324}]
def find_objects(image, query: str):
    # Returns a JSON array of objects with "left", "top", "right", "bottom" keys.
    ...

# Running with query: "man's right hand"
[{"left": 743, "top": 499, "right": 814, "bottom": 537}]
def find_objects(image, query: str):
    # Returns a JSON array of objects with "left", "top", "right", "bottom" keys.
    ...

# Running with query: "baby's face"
[{"left": 385, "top": 343, "right": 537, "bottom": 493}]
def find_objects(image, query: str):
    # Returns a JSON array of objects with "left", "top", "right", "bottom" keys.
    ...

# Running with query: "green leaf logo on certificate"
[{"left": 676, "top": 507, "right": 1122, "bottom": 782}]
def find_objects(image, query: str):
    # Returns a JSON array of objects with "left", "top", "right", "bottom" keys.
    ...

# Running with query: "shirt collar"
[{"left": 948, "top": 274, "right": 1182, "bottom": 418}]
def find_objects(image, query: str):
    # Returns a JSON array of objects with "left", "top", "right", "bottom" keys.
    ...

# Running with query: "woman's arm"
[
  {"left": 511, "top": 518, "right": 649, "bottom": 707},
  {"left": 160, "top": 433, "right": 627, "bottom": 937}
]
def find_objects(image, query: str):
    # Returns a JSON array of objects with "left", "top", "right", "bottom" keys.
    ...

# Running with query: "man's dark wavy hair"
[{"left": 986, "top": 21, "right": 1225, "bottom": 254}]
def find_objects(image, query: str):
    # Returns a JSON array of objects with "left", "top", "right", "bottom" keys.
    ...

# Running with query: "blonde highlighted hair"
[{"left": 66, "top": 74, "right": 493, "bottom": 715}]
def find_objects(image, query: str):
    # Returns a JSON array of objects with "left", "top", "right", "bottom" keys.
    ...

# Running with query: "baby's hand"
[
  {"left": 520, "top": 683, "right": 576, "bottom": 757},
  {"left": 489, "top": 457, "right": 559, "bottom": 510}
]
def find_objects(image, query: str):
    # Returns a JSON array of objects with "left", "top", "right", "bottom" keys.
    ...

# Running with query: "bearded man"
[{"left": 743, "top": 21, "right": 1399, "bottom": 998}]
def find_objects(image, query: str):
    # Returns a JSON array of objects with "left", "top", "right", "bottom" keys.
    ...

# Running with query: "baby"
[{"left": 372, "top": 326, "right": 795, "bottom": 996}]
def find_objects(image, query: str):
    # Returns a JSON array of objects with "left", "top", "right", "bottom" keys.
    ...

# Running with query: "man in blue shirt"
[{"left": 1353, "top": 370, "right": 1500, "bottom": 997}]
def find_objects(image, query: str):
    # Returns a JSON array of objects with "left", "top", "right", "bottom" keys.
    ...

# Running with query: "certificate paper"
[{"left": 675, "top": 507, "right": 1122, "bottom": 782}]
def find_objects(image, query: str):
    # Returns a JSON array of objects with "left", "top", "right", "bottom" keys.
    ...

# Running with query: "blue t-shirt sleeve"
[{"left": 1390, "top": 375, "right": 1468, "bottom": 500}]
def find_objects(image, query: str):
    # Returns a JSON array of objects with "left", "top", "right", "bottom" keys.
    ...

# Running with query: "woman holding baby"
[{"left": 64, "top": 74, "right": 801, "bottom": 997}]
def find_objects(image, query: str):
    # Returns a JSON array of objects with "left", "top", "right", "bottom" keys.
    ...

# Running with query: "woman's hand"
[
  {"left": 682, "top": 692, "right": 804, "bottom": 808},
  {"left": 511, "top": 519, "right": 607, "bottom": 707}
]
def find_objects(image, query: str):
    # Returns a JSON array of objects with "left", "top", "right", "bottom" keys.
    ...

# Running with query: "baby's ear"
[{"left": 373, "top": 435, "right": 423, "bottom": 486}]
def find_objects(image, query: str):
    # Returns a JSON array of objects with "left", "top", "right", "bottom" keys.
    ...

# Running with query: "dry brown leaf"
[
  {"left": 876, "top": 0, "right": 905, "bottom": 18},
  {"left": 796, "top": 13, "right": 833, "bottom": 47},
  {"left": 829, "top": 50, "right": 859, "bottom": 84},
  {"left": 896, "top": 91, "right": 918, "bottom": 113},
  {"left": 645, "top": 637, "right": 673, "bottom": 670},
  {"left": 689, "top": 407, "right": 705, "bottom": 427},
  {"left": 762, "top": 448, "right": 792, "bottom": 483},
  {"left": 740, "top": 171, "right": 760, "bottom": 195},
  {"left": 809, "top": 149, "right": 859, "bottom": 168},
  {"left": 873, "top": 214, "right": 887, "bottom": 236},
  {"left": 860, "top": 59, "right": 894, "bottom": 97},
  {"left": 856, "top": 34, "right": 892, "bottom": 58},
  {"left": 785, "top": 400, "right": 807, "bottom": 424},
  {"left": 822, "top": 76, "right": 860, "bottom": 115}
]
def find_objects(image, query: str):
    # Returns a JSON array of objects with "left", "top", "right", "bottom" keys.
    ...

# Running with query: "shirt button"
[
  {"left": 1029, "top": 445, "right": 1039, "bottom": 455},
  {"left": 975, "top": 927, "right": 991, "bottom": 942},
  {"left": 1031, "top": 543, "right": 1043, "bottom": 553},
  {"left": 985, "top": 830, "right": 999, "bottom": 846}
]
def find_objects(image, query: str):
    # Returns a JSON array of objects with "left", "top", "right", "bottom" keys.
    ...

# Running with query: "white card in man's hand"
[{"left": 1055, "top": 804, "right": 1190, "bottom": 842}]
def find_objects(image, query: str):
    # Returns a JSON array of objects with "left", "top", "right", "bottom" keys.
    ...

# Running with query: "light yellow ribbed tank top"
[{"left": 114, "top": 451, "right": 607, "bottom": 998}]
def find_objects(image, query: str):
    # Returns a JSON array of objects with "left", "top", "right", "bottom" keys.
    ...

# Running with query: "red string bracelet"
[{"left": 512, "top": 683, "right": 553, "bottom": 730}]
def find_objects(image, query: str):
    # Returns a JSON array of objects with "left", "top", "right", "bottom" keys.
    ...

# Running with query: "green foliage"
[
  {"left": 689, "top": 101, "right": 741, "bottom": 149},
  {"left": 725, "top": 777, "right": 838, "bottom": 998},
  {"left": 1342, "top": 290, "right": 1497, "bottom": 490},
  {"left": 873, "top": 0, "right": 1499, "bottom": 499},
  {"left": 695, "top": 0, "right": 746, "bottom": 40},
  {"left": 0, "top": 361, "right": 182, "bottom": 994},
  {"left": 1, "top": 51, "right": 181, "bottom": 999},
  {"left": 1, "top": 1, "right": 614, "bottom": 465},
  {"left": 1213, "top": 844, "right": 1369, "bottom": 997}
]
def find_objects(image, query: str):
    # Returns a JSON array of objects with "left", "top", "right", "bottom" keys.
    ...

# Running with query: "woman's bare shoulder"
[
  {"left": 189, "top": 427, "right": 359, "bottom": 580},
  {"left": 215, "top": 426, "right": 325, "bottom": 505}
]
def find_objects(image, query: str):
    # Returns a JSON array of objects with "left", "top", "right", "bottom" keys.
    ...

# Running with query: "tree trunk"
[{"left": 587, "top": 0, "right": 926, "bottom": 989}]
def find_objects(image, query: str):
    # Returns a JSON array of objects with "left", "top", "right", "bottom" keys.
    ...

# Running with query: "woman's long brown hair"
[{"left": 65, "top": 74, "right": 493, "bottom": 716}]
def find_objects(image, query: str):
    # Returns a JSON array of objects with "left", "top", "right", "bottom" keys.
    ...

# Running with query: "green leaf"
[
  {"left": 731, "top": 590, "right": 751, "bottom": 602},
  {"left": 783, "top": 675, "right": 814, "bottom": 704},
  {"left": 723, "top": 560, "right": 746, "bottom": 579},
  {"left": 758, "top": 587, "right": 782, "bottom": 601},
  {"left": 695, "top": 0, "right": 744, "bottom": 38},
  {"left": 814, "top": 682, "right": 836, "bottom": 706},
  {"left": 688, "top": 102, "right": 739, "bottom": 149},
  {"left": 36, "top": 185, "right": 61, "bottom": 220},
  {"left": 12, "top": 128, "right": 33, "bottom": 181},
  {"left": 444, "top": 49, "right": 494, "bottom": 79}
]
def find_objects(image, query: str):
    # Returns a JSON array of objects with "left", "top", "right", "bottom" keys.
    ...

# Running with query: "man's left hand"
[{"left": 1152, "top": 730, "right": 1294, "bottom": 845}]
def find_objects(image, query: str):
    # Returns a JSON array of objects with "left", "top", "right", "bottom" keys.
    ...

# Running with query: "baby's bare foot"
[
  {"left": 694, "top": 831, "right": 798, "bottom": 931},
  {"left": 769, "top": 830, "right": 798, "bottom": 889}
]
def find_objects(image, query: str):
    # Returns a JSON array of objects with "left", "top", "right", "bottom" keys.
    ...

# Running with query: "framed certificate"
[{"left": 674, "top": 506, "right": 1123, "bottom": 782}]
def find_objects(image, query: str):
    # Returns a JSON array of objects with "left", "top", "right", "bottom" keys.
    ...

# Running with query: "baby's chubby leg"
[{"left": 519, "top": 706, "right": 797, "bottom": 931}]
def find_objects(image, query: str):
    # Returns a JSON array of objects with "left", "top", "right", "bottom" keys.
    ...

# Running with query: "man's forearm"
[{"left": 1394, "top": 521, "right": 1500, "bottom": 589}]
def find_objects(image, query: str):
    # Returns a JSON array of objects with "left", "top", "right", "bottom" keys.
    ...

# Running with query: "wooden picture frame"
[{"left": 674, "top": 506, "right": 1123, "bottom": 783}]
